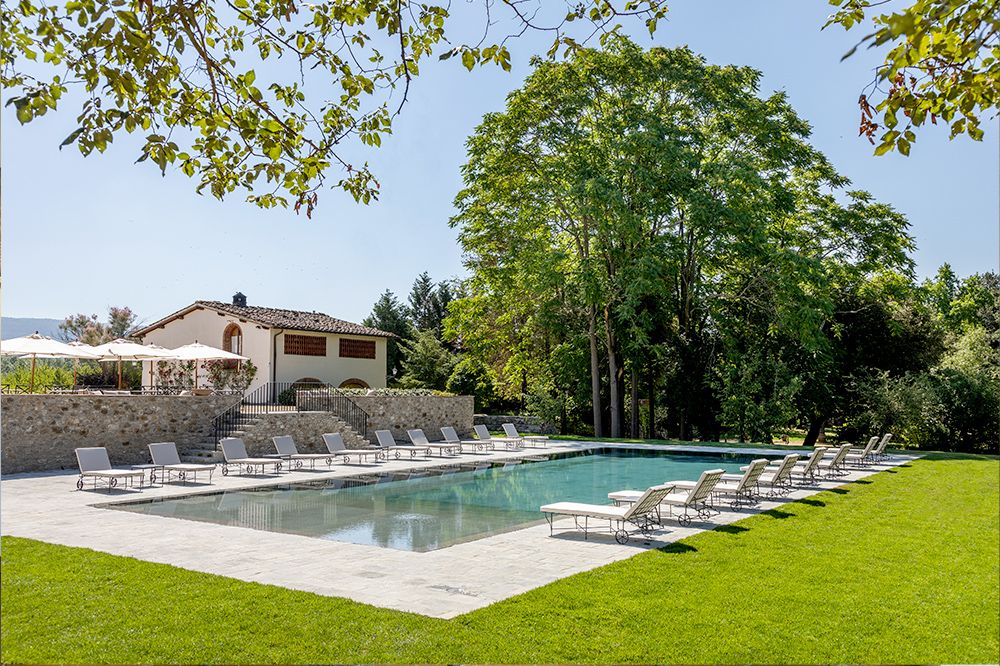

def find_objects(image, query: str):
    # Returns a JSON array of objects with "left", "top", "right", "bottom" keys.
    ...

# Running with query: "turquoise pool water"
[{"left": 108, "top": 449, "right": 761, "bottom": 551}]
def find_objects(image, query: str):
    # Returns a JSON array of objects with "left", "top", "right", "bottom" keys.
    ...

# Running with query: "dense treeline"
[{"left": 419, "top": 38, "right": 997, "bottom": 453}]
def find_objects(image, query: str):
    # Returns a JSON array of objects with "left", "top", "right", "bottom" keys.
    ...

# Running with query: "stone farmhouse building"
[{"left": 134, "top": 293, "right": 392, "bottom": 392}]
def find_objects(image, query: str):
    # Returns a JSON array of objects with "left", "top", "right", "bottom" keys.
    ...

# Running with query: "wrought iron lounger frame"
[
  {"left": 541, "top": 484, "right": 675, "bottom": 544},
  {"left": 219, "top": 438, "right": 283, "bottom": 476},
  {"left": 407, "top": 429, "right": 462, "bottom": 457},
  {"left": 373, "top": 430, "right": 432, "bottom": 459},
  {"left": 75, "top": 447, "right": 146, "bottom": 493},
  {"left": 271, "top": 435, "right": 338, "bottom": 470},
  {"left": 441, "top": 426, "right": 493, "bottom": 454},
  {"left": 502, "top": 423, "right": 549, "bottom": 448},
  {"left": 322, "top": 432, "right": 386, "bottom": 464},
  {"left": 148, "top": 442, "right": 216, "bottom": 485}
]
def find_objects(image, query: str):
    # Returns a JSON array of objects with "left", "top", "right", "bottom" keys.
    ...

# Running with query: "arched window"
[
  {"left": 223, "top": 323, "right": 243, "bottom": 355},
  {"left": 222, "top": 324, "right": 243, "bottom": 369},
  {"left": 339, "top": 378, "right": 370, "bottom": 389}
]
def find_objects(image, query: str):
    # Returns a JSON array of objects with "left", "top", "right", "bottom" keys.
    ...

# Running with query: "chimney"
[{"left": 233, "top": 292, "right": 247, "bottom": 307}]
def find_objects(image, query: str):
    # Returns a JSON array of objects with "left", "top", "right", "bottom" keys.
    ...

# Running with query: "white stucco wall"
[
  {"left": 138, "top": 307, "right": 272, "bottom": 392},
  {"left": 274, "top": 332, "right": 386, "bottom": 389},
  {"left": 138, "top": 306, "right": 388, "bottom": 391}
]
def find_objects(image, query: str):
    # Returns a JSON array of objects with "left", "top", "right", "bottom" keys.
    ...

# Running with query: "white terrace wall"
[
  {"left": 0, "top": 394, "right": 240, "bottom": 474},
  {"left": 344, "top": 395, "right": 475, "bottom": 443}
]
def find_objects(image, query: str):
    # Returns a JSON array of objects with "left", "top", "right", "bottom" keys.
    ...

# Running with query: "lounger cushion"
[{"left": 540, "top": 502, "right": 629, "bottom": 521}]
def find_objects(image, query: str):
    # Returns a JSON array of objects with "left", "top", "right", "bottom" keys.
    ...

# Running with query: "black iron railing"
[{"left": 212, "top": 382, "right": 369, "bottom": 444}]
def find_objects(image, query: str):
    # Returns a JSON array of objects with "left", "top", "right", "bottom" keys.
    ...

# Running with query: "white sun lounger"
[
  {"left": 817, "top": 443, "right": 852, "bottom": 478},
  {"left": 669, "top": 459, "right": 770, "bottom": 510},
  {"left": 148, "top": 442, "right": 215, "bottom": 485},
  {"left": 373, "top": 430, "right": 430, "bottom": 459},
  {"left": 789, "top": 447, "right": 827, "bottom": 484},
  {"left": 219, "top": 437, "right": 283, "bottom": 476},
  {"left": 610, "top": 468, "right": 725, "bottom": 526},
  {"left": 75, "top": 447, "right": 145, "bottom": 492},
  {"left": 745, "top": 453, "right": 800, "bottom": 496},
  {"left": 477, "top": 424, "right": 521, "bottom": 451},
  {"left": 846, "top": 436, "right": 879, "bottom": 467},
  {"left": 322, "top": 432, "right": 384, "bottom": 464},
  {"left": 407, "top": 429, "right": 462, "bottom": 457},
  {"left": 271, "top": 435, "right": 334, "bottom": 470},
  {"left": 870, "top": 432, "right": 893, "bottom": 461},
  {"left": 502, "top": 423, "right": 548, "bottom": 447},
  {"left": 442, "top": 426, "right": 493, "bottom": 454},
  {"left": 541, "top": 483, "right": 675, "bottom": 544}
]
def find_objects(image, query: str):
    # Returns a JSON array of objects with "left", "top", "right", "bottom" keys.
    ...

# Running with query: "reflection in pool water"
[{"left": 108, "top": 449, "right": 761, "bottom": 551}]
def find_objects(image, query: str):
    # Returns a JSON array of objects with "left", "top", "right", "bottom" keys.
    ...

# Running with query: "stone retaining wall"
[
  {"left": 474, "top": 413, "right": 556, "bottom": 435},
  {"left": 234, "top": 412, "right": 370, "bottom": 457},
  {"left": 346, "top": 395, "right": 474, "bottom": 443},
  {"left": 0, "top": 394, "right": 241, "bottom": 474}
]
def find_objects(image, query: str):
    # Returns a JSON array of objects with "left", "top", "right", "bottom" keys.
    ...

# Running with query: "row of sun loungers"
[
  {"left": 74, "top": 423, "right": 547, "bottom": 491},
  {"left": 540, "top": 434, "right": 893, "bottom": 544}
]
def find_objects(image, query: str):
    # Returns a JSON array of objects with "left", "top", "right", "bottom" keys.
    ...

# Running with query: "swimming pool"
[{"left": 107, "top": 448, "right": 768, "bottom": 551}]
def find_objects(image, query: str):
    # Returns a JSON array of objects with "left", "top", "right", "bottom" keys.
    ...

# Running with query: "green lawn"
[{"left": 2, "top": 453, "right": 998, "bottom": 664}]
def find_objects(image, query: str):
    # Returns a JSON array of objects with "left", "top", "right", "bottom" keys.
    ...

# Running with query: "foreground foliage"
[
  {"left": 2, "top": 454, "right": 997, "bottom": 664},
  {"left": 1, "top": 0, "right": 666, "bottom": 212},
  {"left": 827, "top": 0, "right": 999, "bottom": 155}
]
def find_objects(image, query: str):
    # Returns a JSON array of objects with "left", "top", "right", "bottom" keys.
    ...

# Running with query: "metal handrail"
[{"left": 212, "top": 382, "right": 369, "bottom": 445}]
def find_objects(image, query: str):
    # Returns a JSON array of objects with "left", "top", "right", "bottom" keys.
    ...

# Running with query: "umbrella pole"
[
  {"left": 117, "top": 359, "right": 123, "bottom": 390},
  {"left": 30, "top": 355, "right": 36, "bottom": 393},
  {"left": 73, "top": 359, "right": 78, "bottom": 387},
  {"left": 194, "top": 362, "right": 199, "bottom": 389}
]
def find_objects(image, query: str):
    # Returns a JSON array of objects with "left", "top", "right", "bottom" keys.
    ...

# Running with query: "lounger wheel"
[
  {"left": 677, "top": 514, "right": 692, "bottom": 527},
  {"left": 109, "top": 477, "right": 118, "bottom": 489},
  {"left": 222, "top": 465, "right": 230, "bottom": 476},
  {"left": 614, "top": 529, "right": 629, "bottom": 545},
  {"left": 76, "top": 477, "right": 84, "bottom": 490}
]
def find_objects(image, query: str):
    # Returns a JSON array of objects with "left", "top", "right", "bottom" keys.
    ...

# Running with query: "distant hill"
[{"left": 1, "top": 317, "right": 64, "bottom": 340}]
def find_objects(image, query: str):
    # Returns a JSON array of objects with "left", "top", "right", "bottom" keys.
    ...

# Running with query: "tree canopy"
[{"left": 448, "top": 36, "right": 919, "bottom": 442}]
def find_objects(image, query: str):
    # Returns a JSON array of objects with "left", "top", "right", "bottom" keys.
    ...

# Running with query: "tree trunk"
[
  {"left": 803, "top": 417, "right": 827, "bottom": 448},
  {"left": 646, "top": 365, "right": 656, "bottom": 439},
  {"left": 629, "top": 366, "right": 640, "bottom": 438},
  {"left": 588, "top": 306, "right": 604, "bottom": 438},
  {"left": 605, "top": 308, "right": 622, "bottom": 438}
]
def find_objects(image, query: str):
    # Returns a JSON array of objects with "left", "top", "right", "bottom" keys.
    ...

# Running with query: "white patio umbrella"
[
  {"left": 169, "top": 342, "right": 248, "bottom": 388},
  {"left": 90, "top": 338, "right": 179, "bottom": 389},
  {"left": 0, "top": 332, "right": 101, "bottom": 392}
]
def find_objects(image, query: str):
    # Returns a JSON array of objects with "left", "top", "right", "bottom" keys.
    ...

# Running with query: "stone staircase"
[{"left": 179, "top": 411, "right": 369, "bottom": 463}]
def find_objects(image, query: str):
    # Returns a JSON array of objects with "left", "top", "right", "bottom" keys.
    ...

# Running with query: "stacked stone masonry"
[
  {"left": 1, "top": 394, "right": 240, "bottom": 474},
  {"left": 346, "top": 395, "right": 474, "bottom": 443},
  {"left": 474, "top": 413, "right": 556, "bottom": 435},
  {"left": 233, "top": 412, "right": 370, "bottom": 457}
]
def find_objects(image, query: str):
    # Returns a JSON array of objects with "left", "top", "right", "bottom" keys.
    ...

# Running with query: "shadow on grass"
[
  {"left": 796, "top": 498, "right": 826, "bottom": 507},
  {"left": 826, "top": 487, "right": 849, "bottom": 494},
  {"left": 657, "top": 542, "right": 698, "bottom": 555},
  {"left": 853, "top": 479, "right": 873, "bottom": 484},
  {"left": 761, "top": 509, "right": 795, "bottom": 520},
  {"left": 714, "top": 524, "right": 749, "bottom": 535}
]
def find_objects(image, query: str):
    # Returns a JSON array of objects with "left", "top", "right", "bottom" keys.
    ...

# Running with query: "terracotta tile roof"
[{"left": 194, "top": 301, "right": 394, "bottom": 337}]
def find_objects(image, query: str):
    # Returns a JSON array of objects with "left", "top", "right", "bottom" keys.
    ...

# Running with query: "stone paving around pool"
[{"left": 0, "top": 441, "right": 916, "bottom": 619}]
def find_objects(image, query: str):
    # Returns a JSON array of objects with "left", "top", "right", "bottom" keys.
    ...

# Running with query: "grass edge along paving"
[{"left": 1, "top": 453, "right": 998, "bottom": 664}]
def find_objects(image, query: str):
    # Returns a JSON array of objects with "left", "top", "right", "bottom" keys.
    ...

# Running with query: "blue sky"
[{"left": 3, "top": 0, "right": 997, "bottom": 328}]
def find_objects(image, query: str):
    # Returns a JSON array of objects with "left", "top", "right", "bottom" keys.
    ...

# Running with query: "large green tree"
[
  {"left": 2, "top": 0, "right": 666, "bottom": 213},
  {"left": 449, "top": 37, "right": 913, "bottom": 442},
  {"left": 362, "top": 289, "right": 411, "bottom": 382}
]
